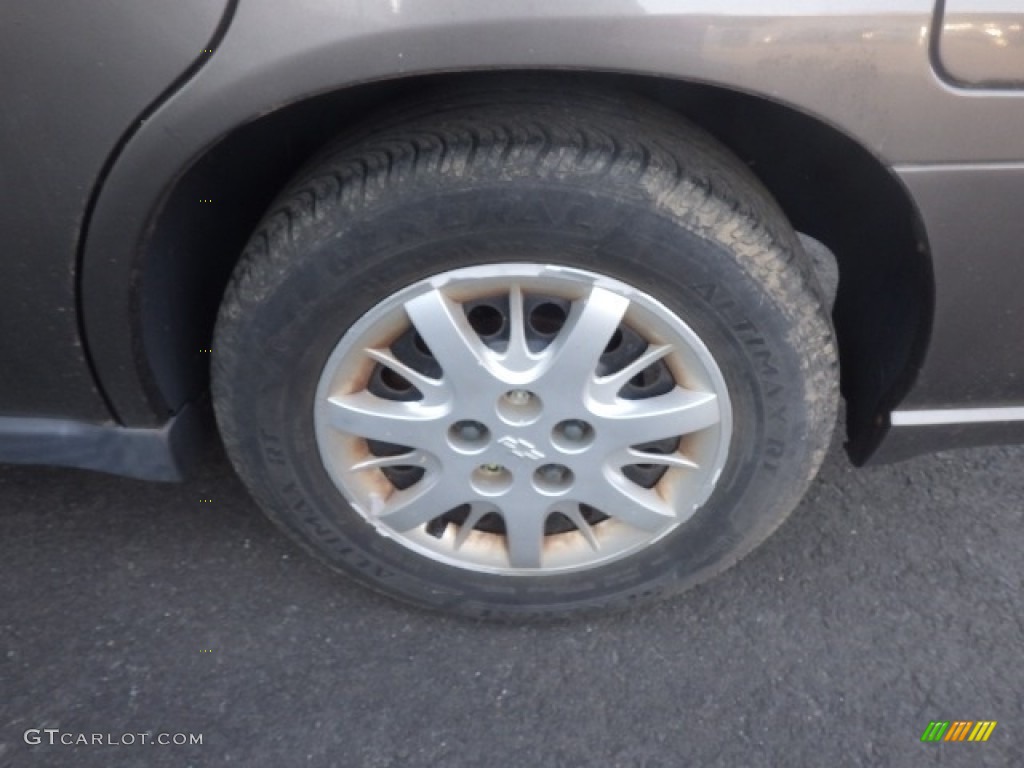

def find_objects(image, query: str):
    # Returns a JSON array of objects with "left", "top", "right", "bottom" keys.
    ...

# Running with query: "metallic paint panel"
[
  {"left": 894, "top": 163, "right": 1024, "bottom": 410},
  {"left": 81, "top": 0, "right": 1024, "bottom": 425},
  {"left": 0, "top": 1, "right": 227, "bottom": 421},
  {"left": 129, "top": 0, "right": 1024, "bottom": 165},
  {"left": 938, "top": 4, "right": 1024, "bottom": 86}
]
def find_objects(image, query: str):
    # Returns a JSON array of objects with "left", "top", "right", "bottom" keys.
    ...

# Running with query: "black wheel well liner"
[{"left": 139, "top": 70, "right": 931, "bottom": 464}]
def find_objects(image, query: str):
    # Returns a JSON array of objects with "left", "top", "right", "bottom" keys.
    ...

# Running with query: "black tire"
[{"left": 212, "top": 86, "right": 838, "bottom": 620}]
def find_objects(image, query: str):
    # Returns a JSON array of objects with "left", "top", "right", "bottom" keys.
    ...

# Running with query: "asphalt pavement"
[{"left": 1, "top": 430, "right": 1022, "bottom": 767}]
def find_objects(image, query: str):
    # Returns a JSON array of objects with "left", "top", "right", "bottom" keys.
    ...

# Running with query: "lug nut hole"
[
  {"left": 448, "top": 420, "right": 490, "bottom": 453},
  {"left": 471, "top": 464, "right": 513, "bottom": 496},
  {"left": 533, "top": 464, "right": 574, "bottom": 495},
  {"left": 552, "top": 419, "right": 595, "bottom": 452},
  {"left": 497, "top": 389, "right": 542, "bottom": 425}
]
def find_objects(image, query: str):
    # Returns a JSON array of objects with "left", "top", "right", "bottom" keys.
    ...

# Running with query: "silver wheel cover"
[{"left": 313, "top": 264, "right": 732, "bottom": 575}]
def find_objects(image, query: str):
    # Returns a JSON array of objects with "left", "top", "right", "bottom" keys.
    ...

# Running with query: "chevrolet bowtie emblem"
[{"left": 497, "top": 436, "right": 545, "bottom": 460}]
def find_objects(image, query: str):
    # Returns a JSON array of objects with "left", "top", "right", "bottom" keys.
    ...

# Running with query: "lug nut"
[
  {"left": 554, "top": 419, "right": 593, "bottom": 449},
  {"left": 455, "top": 420, "right": 485, "bottom": 441},
  {"left": 506, "top": 389, "right": 532, "bottom": 406},
  {"left": 562, "top": 420, "right": 587, "bottom": 441},
  {"left": 541, "top": 465, "right": 567, "bottom": 482},
  {"left": 482, "top": 463, "right": 503, "bottom": 474},
  {"left": 533, "top": 463, "right": 574, "bottom": 494}
]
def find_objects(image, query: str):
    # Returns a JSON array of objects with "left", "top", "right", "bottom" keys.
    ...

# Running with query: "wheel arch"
[{"left": 95, "top": 70, "right": 933, "bottom": 463}]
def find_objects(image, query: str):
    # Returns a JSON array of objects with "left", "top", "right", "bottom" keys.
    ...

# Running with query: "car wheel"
[{"left": 212, "top": 88, "right": 838, "bottom": 619}]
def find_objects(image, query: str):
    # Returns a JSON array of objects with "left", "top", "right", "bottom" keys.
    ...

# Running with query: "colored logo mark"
[{"left": 921, "top": 721, "right": 997, "bottom": 742}]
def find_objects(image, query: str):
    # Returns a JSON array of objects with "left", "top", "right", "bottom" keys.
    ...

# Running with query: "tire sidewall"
[{"left": 215, "top": 182, "right": 821, "bottom": 616}]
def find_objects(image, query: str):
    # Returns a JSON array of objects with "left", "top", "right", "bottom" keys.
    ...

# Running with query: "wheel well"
[{"left": 140, "top": 71, "right": 931, "bottom": 464}]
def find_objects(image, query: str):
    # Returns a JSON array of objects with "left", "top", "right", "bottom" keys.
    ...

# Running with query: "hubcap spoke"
[
  {"left": 591, "top": 344, "right": 672, "bottom": 401},
  {"left": 364, "top": 347, "right": 448, "bottom": 405},
  {"left": 348, "top": 450, "right": 430, "bottom": 473},
  {"left": 577, "top": 480, "right": 677, "bottom": 533},
  {"left": 500, "top": 284, "right": 534, "bottom": 372},
  {"left": 608, "top": 447, "right": 699, "bottom": 471},
  {"left": 372, "top": 475, "right": 466, "bottom": 532},
  {"left": 453, "top": 503, "right": 491, "bottom": 549},
  {"left": 561, "top": 504, "right": 601, "bottom": 551},
  {"left": 324, "top": 393, "right": 444, "bottom": 449},
  {"left": 503, "top": 508, "right": 549, "bottom": 568},
  {"left": 545, "top": 287, "right": 630, "bottom": 382},
  {"left": 404, "top": 289, "right": 493, "bottom": 388},
  {"left": 597, "top": 387, "right": 720, "bottom": 445}
]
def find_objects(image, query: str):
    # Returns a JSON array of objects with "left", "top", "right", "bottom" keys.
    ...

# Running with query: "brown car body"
[{"left": 1, "top": 0, "right": 1023, "bottom": 476}]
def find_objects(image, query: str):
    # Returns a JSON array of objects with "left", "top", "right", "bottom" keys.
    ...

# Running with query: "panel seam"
[{"left": 73, "top": 0, "right": 241, "bottom": 425}]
